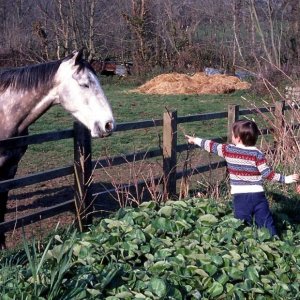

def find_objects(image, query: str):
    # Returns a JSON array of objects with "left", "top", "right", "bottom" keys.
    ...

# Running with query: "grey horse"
[{"left": 0, "top": 49, "right": 115, "bottom": 249}]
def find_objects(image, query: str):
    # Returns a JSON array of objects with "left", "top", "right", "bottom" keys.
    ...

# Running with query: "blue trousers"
[{"left": 233, "top": 192, "right": 277, "bottom": 236}]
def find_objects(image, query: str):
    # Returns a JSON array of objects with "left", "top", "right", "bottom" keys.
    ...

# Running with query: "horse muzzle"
[{"left": 92, "top": 120, "right": 115, "bottom": 138}]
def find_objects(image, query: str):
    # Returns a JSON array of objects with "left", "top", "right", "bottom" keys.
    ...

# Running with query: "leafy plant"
[{"left": 1, "top": 197, "right": 300, "bottom": 299}]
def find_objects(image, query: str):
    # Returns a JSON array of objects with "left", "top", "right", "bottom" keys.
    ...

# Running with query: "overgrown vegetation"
[{"left": 1, "top": 197, "right": 300, "bottom": 299}]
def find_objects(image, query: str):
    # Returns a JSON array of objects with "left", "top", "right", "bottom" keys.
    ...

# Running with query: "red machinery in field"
[{"left": 91, "top": 59, "right": 132, "bottom": 77}]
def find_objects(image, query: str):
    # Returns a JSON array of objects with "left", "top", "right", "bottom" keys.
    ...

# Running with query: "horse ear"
[{"left": 72, "top": 48, "right": 85, "bottom": 65}]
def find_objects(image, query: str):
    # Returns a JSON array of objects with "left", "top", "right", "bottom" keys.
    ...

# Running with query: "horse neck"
[{"left": 0, "top": 87, "right": 57, "bottom": 138}]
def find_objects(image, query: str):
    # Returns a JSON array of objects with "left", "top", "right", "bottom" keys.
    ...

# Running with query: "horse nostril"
[{"left": 105, "top": 121, "right": 114, "bottom": 133}]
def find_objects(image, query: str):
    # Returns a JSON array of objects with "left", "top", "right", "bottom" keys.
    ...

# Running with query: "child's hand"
[
  {"left": 185, "top": 135, "right": 196, "bottom": 144},
  {"left": 285, "top": 174, "right": 300, "bottom": 184}
]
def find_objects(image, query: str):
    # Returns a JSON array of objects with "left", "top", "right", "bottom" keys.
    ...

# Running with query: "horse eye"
[{"left": 82, "top": 83, "right": 89, "bottom": 88}]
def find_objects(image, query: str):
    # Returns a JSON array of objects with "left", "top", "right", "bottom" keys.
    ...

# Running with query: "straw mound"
[{"left": 134, "top": 72, "right": 251, "bottom": 95}]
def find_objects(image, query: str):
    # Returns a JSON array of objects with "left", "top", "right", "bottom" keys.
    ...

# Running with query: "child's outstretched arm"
[
  {"left": 185, "top": 135, "right": 204, "bottom": 146},
  {"left": 257, "top": 154, "right": 299, "bottom": 184},
  {"left": 185, "top": 135, "right": 197, "bottom": 144},
  {"left": 184, "top": 134, "right": 226, "bottom": 157}
]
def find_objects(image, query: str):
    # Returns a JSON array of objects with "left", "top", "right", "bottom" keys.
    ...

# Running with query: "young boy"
[{"left": 185, "top": 120, "right": 299, "bottom": 236}]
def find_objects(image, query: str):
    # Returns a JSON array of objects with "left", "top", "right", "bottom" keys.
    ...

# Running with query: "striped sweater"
[{"left": 194, "top": 138, "right": 285, "bottom": 194}]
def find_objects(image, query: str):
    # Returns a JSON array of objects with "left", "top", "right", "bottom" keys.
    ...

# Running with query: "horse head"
[{"left": 55, "top": 49, "right": 115, "bottom": 137}]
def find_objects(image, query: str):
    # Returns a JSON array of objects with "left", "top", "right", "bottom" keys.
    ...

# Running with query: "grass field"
[{"left": 19, "top": 79, "right": 262, "bottom": 173}]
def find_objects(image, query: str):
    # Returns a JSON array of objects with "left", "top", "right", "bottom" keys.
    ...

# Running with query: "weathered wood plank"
[
  {"left": 73, "top": 122, "right": 93, "bottom": 227},
  {"left": 115, "top": 119, "right": 163, "bottom": 131},
  {"left": 227, "top": 105, "right": 239, "bottom": 142},
  {"left": 239, "top": 106, "right": 275, "bottom": 116},
  {"left": 163, "top": 111, "right": 177, "bottom": 198},
  {"left": 0, "top": 165, "right": 73, "bottom": 193},
  {"left": 178, "top": 111, "right": 228, "bottom": 123},
  {"left": 0, "top": 129, "right": 73, "bottom": 149}
]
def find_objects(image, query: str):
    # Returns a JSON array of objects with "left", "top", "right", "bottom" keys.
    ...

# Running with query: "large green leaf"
[
  {"left": 217, "top": 273, "right": 229, "bottom": 285},
  {"left": 149, "top": 278, "right": 167, "bottom": 298},
  {"left": 203, "top": 264, "right": 218, "bottom": 276},
  {"left": 244, "top": 266, "right": 259, "bottom": 282},
  {"left": 206, "top": 281, "right": 224, "bottom": 298},
  {"left": 158, "top": 206, "right": 173, "bottom": 217},
  {"left": 226, "top": 267, "right": 243, "bottom": 280},
  {"left": 148, "top": 261, "right": 172, "bottom": 274},
  {"left": 125, "top": 228, "right": 146, "bottom": 243},
  {"left": 154, "top": 248, "right": 174, "bottom": 260},
  {"left": 198, "top": 214, "right": 218, "bottom": 224},
  {"left": 151, "top": 217, "right": 173, "bottom": 232},
  {"left": 139, "top": 201, "right": 157, "bottom": 210},
  {"left": 114, "top": 291, "right": 134, "bottom": 298},
  {"left": 211, "top": 255, "right": 223, "bottom": 267}
]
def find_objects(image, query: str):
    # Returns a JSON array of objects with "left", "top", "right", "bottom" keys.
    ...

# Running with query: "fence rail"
[{"left": 0, "top": 102, "right": 296, "bottom": 235}]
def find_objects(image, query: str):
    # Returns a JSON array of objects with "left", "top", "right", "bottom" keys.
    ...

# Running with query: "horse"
[{"left": 0, "top": 49, "right": 115, "bottom": 249}]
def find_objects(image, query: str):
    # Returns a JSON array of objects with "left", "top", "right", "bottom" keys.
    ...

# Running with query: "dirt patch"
[
  {"left": 133, "top": 72, "right": 251, "bottom": 95},
  {"left": 5, "top": 176, "right": 76, "bottom": 249}
]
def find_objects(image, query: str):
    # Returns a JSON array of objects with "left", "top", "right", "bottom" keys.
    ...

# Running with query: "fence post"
[
  {"left": 163, "top": 110, "right": 177, "bottom": 199},
  {"left": 73, "top": 121, "right": 93, "bottom": 230},
  {"left": 227, "top": 105, "right": 240, "bottom": 142},
  {"left": 274, "top": 100, "right": 285, "bottom": 133}
]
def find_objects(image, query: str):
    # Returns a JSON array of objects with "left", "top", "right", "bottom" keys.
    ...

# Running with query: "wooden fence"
[{"left": 0, "top": 101, "right": 297, "bottom": 236}]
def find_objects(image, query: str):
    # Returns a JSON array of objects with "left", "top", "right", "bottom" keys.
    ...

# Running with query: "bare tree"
[
  {"left": 286, "top": 0, "right": 300, "bottom": 66},
  {"left": 1, "top": 0, "right": 300, "bottom": 74}
]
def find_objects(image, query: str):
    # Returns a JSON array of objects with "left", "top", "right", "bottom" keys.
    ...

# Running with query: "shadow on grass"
[
  {"left": 268, "top": 190, "right": 300, "bottom": 235},
  {"left": 7, "top": 181, "right": 123, "bottom": 214}
]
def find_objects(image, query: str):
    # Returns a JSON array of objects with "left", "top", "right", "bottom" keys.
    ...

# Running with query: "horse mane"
[
  {"left": 0, "top": 60, "right": 61, "bottom": 92},
  {"left": 0, "top": 53, "right": 95, "bottom": 92}
]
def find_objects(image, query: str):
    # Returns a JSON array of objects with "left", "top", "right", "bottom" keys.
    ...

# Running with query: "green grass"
[{"left": 19, "top": 81, "right": 262, "bottom": 173}]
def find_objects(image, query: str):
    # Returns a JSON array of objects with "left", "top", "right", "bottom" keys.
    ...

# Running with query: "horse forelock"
[
  {"left": 74, "top": 59, "right": 97, "bottom": 76},
  {"left": 64, "top": 50, "right": 97, "bottom": 76},
  {"left": 0, "top": 60, "right": 62, "bottom": 92}
]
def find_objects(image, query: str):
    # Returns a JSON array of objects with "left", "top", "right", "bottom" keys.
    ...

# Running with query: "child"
[{"left": 185, "top": 119, "right": 299, "bottom": 236}]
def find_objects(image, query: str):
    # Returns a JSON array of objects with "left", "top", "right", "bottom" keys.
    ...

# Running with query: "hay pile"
[{"left": 134, "top": 72, "right": 251, "bottom": 95}]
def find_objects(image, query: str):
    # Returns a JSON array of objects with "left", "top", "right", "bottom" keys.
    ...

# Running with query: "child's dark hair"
[{"left": 232, "top": 120, "right": 259, "bottom": 146}]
